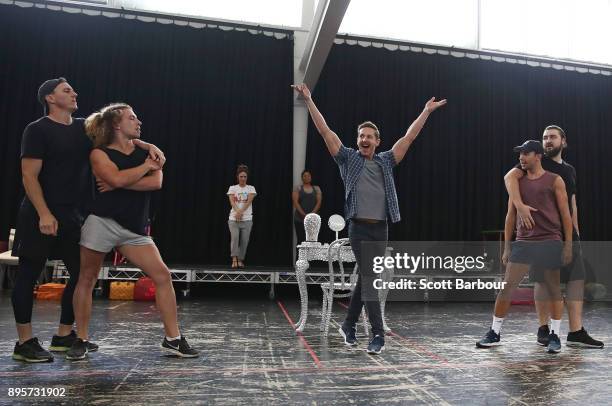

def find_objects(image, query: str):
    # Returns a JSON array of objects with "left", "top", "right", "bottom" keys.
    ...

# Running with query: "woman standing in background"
[
  {"left": 227, "top": 164, "right": 256, "bottom": 268},
  {"left": 292, "top": 169, "right": 322, "bottom": 243}
]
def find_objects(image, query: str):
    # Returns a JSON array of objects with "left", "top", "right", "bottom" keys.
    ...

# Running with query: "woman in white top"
[{"left": 227, "top": 164, "right": 256, "bottom": 268}]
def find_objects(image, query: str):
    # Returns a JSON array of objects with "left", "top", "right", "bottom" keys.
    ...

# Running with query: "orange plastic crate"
[
  {"left": 109, "top": 281, "right": 135, "bottom": 300},
  {"left": 35, "top": 283, "right": 66, "bottom": 301}
]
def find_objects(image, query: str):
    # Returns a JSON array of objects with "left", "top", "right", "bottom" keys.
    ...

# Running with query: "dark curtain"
[
  {"left": 306, "top": 43, "right": 612, "bottom": 242},
  {"left": 0, "top": 4, "right": 294, "bottom": 266}
]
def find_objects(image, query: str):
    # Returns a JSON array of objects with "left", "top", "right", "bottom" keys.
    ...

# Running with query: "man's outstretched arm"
[
  {"left": 292, "top": 84, "right": 342, "bottom": 157},
  {"left": 391, "top": 97, "right": 447, "bottom": 164}
]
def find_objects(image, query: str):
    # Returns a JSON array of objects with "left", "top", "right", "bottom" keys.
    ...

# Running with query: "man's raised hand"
[
  {"left": 291, "top": 83, "right": 311, "bottom": 100},
  {"left": 424, "top": 97, "right": 447, "bottom": 113}
]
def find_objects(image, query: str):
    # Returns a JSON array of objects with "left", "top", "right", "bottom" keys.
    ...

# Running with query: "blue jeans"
[{"left": 342, "top": 220, "right": 388, "bottom": 337}]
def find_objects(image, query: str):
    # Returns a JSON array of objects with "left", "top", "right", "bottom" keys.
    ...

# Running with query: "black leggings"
[{"left": 11, "top": 253, "right": 80, "bottom": 325}]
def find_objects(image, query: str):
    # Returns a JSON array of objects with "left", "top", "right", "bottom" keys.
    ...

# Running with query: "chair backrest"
[
  {"left": 8, "top": 228, "right": 15, "bottom": 250},
  {"left": 327, "top": 238, "right": 354, "bottom": 290}
]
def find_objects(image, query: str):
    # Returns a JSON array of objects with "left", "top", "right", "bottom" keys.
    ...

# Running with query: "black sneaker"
[
  {"left": 12, "top": 338, "right": 54, "bottom": 363},
  {"left": 49, "top": 330, "right": 76, "bottom": 352},
  {"left": 566, "top": 327, "right": 604, "bottom": 348},
  {"left": 66, "top": 338, "right": 88, "bottom": 360},
  {"left": 85, "top": 341, "right": 99, "bottom": 352},
  {"left": 476, "top": 329, "right": 501, "bottom": 348},
  {"left": 338, "top": 325, "right": 357, "bottom": 346},
  {"left": 161, "top": 336, "right": 199, "bottom": 358},
  {"left": 50, "top": 330, "right": 99, "bottom": 353},
  {"left": 537, "top": 325, "right": 550, "bottom": 346},
  {"left": 367, "top": 335, "right": 385, "bottom": 354},
  {"left": 547, "top": 333, "right": 561, "bottom": 353}
]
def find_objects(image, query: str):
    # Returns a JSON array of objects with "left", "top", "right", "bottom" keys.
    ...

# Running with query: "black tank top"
[{"left": 90, "top": 146, "right": 150, "bottom": 235}]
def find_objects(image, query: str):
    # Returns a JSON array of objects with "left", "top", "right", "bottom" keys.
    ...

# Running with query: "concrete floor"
[{"left": 0, "top": 292, "right": 610, "bottom": 405}]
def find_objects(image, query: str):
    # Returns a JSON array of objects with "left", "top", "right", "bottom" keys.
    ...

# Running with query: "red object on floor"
[
  {"left": 133, "top": 277, "right": 156, "bottom": 301},
  {"left": 511, "top": 287, "right": 535, "bottom": 305},
  {"left": 113, "top": 250, "right": 128, "bottom": 266}
]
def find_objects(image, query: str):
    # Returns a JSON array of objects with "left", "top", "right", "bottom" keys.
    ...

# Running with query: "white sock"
[
  {"left": 550, "top": 319, "right": 561, "bottom": 336},
  {"left": 166, "top": 335, "right": 181, "bottom": 342},
  {"left": 491, "top": 316, "right": 504, "bottom": 334}
]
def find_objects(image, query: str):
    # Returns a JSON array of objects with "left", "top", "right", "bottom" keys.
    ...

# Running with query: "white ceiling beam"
[{"left": 299, "top": 0, "right": 351, "bottom": 91}]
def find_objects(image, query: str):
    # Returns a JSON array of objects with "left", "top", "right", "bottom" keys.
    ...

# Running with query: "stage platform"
[
  {"left": 51, "top": 263, "right": 336, "bottom": 300},
  {"left": 50, "top": 263, "right": 504, "bottom": 301},
  {"left": 0, "top": 294, "right": 610, "bottom": 405}
]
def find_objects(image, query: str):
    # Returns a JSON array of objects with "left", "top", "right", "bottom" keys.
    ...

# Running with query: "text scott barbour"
[{"left": 373, "top": 278, "right": 507, "bottom": 290}]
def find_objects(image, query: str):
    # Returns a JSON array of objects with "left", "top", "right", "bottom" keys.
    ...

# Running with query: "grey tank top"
[{"left": 295, "top": 185, "right": 318, "bottom": 220}]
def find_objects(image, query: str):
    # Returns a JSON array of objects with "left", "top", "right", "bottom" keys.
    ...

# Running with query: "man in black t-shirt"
[
  {"left": 11, "top": 78, "right": 165, "bottom": 362},
  {"left": 504, "top": 125, "right": 603, "bottom": 349}
]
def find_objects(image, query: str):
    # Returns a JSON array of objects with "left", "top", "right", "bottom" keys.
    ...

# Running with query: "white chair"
[
  {"left": 0, "top": 229, "right": 58, "bottom": 288},
  {"left": 320, "top": 238, "right": 357, "bottom": 337},
  {"left": 0, "top": 229, "right": 18, "bottom": 288}
]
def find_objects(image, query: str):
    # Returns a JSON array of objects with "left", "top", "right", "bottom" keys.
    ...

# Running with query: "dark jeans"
[
  {"left": 12, "top": 250, "right": 80, "bottom": 325},
  {"left": 342, "top": 220, "right": 388, "bottom": 337}
]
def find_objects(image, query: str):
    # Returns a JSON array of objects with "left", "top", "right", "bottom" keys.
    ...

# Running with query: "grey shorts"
[
  {"left": 530, "top": 234, "right": 585, "bottom": 283},
  {"left": 509, "top": 240, "right": 563, "bottom": 279},
  {"left": 80, "top": 215, "right": 153, "bottom": 253}
]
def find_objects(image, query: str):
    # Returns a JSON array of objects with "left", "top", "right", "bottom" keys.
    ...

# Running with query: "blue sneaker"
[
  {"left": 338, "top": 325, "right": 357, "bottom": 346},
  {"left": 367, "top": 335, "right": 385, "bottom": 354},
  {"left": 476, "top": 329, "right": 501, "bottom": 348},
  {"left": 547, "top": 333, "right": 561, "bottom": 353}
]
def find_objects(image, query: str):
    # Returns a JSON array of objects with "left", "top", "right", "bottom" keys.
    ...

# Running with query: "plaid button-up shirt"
[{"left": 333, "top": 145, "right": 400, "bottom": 223}]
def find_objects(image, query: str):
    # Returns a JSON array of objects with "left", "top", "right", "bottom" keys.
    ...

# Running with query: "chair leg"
[
  {"left": 320, "top": 290, "right": 328, "bottom": 332},
  {"left": 324, "top": 293, "right": 334, "bottom": 337},
  {"left": 361, "top": 308, "right": 368, "bottom": 337}
]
